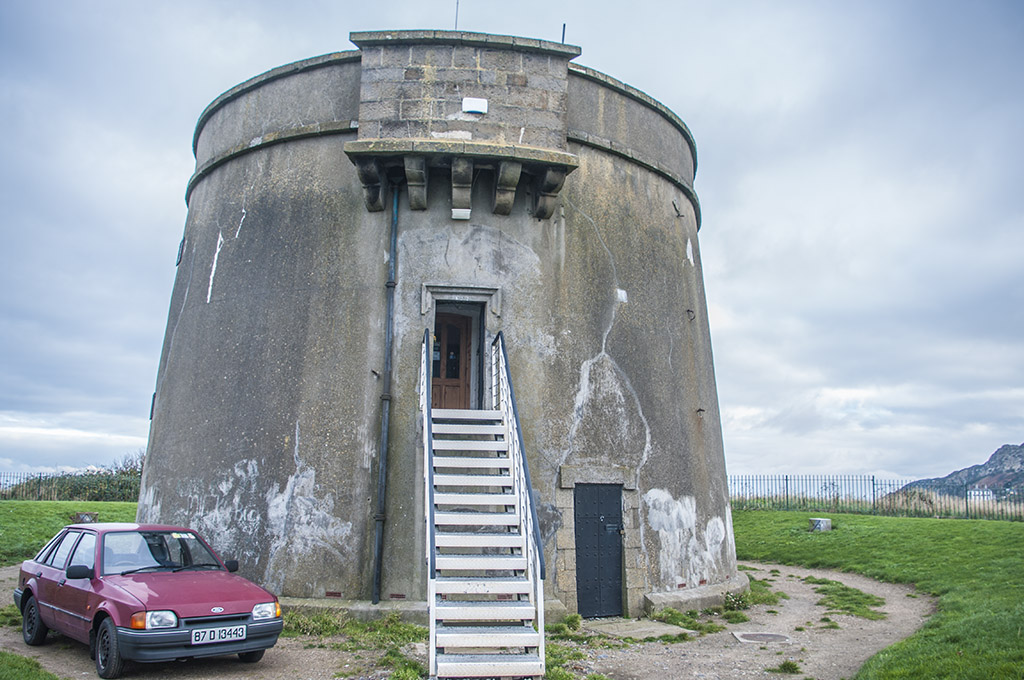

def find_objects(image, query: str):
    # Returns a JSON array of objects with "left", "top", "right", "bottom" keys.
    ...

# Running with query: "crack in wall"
[{"left": 561, "top": 198, "right": 654, "bottom": 593}]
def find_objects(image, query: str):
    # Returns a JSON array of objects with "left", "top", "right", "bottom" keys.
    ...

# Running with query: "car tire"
[
  {"left": 22, "top": 594, "right": 48, "bottom": 645},
  {"left": 95, "top": 618, "right": 125, "bottom": 679},
  {"left": 238, "top": 649, "right": 265, "bottom": 663}
]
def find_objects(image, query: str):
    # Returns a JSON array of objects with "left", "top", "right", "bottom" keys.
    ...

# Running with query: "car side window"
[
  {"left": 45, "top": 530, "right": 81, "bottom": 569},
  {"left": 34, "top": 532, "right": 65, "bottom": 563},
  {"left": 67, "top": 533, "right": 96, "bottom": 571}
]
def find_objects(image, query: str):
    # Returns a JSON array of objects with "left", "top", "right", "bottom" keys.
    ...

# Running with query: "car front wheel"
[
  {"left": 238, "top": 649, "right": 265, "bottom": 663},
  {"left": 95, "top": 618, "right": 125, "bottom": 679},
  {"left": 22, "top": 594, "right": 48, "bottom": 645}
]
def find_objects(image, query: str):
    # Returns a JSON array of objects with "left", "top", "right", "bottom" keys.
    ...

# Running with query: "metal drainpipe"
[{"left": 372, "top": 184, "right": 400, "bottom": 604}]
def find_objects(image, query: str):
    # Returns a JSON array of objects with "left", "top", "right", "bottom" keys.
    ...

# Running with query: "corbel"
[
  {"left": 492, "top": 160, "right": 522, "bottom": 215},
  {"left": 354, "top": 157, "right": 385, "bottom": 212},
  {"left": 404, "top": 156, "right": 428, "bottom": 210},
  {"left": 451, "top": 157, "right": 474, "bottom": 220},
  {"left": 534, "top": 166, "right": 567, "bottom": 219}
]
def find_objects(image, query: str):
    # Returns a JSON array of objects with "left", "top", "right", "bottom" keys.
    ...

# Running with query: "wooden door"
[{"left": 432, "top": 313, "right": 471, "bottom": 409}]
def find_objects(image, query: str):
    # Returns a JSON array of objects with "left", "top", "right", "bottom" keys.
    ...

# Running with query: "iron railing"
[
  {"left": 490, "top": 331, "right": 545, "bottom": 662},
  {"left": 418, "top": 328, "right": 439, "bottom": 675},
  {"left": 0, "top": 471, "right": 140, "bottom": 502},
  {"left": 729, "top": 474, "right": 1024, "bottom": 521}
]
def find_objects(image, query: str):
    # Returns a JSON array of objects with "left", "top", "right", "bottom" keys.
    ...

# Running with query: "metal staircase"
[{"left": 420, "top": 329, "right": 546, "bottom": 679}]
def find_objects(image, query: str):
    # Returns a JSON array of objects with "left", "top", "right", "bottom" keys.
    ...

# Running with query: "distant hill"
[{"left": 908, "top": 443, "right": 1024, "bottom": 493}]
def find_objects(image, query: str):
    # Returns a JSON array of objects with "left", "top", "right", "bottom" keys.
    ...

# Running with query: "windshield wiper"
[
  {"left": 173, "top": 563, "right": 223, "bottom": 572},
  {"left": 119, "top": 565, "right": 171, "bottom": 576}
]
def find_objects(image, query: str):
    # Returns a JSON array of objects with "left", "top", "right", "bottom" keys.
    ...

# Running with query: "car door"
[
  {"left": 57, "top": 531, "right": 97, "bottom": 643},
  {"left": 34, "top": 530, "right": 82, "bottom": 631}
]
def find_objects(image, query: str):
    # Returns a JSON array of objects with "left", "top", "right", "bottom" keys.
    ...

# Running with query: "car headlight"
[
  {"left": 130, "top": 610, "right": 178, "bottom": 629},
  {"left": 252, "top": 602, "right": 280, "bottom": 620}
]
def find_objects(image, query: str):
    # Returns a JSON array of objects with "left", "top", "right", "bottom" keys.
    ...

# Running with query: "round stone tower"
[{"left": 139, "top": 30, "right": 743, "bottom": 618}]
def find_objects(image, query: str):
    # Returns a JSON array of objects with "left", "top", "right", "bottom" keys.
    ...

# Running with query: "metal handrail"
[
  {"left": 419, "top": 328, "right": 437, "bottom": 675},
  {"left": 490, "top": 331, "right": 546, "bottom": 579}
]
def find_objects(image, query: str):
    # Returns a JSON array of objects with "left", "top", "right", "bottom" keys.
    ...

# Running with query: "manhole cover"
[{"left": 733, "top": 632, "right": 791, "bottom": 644}]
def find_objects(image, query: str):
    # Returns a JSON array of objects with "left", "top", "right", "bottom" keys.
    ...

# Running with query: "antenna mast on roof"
[{"left": 455, "top": 0, "right": 459, "bottom": 30}]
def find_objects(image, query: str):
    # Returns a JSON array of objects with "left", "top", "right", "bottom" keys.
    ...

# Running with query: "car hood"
[{"left": 106, "top": 571, "right": 276, "bottom": 618}]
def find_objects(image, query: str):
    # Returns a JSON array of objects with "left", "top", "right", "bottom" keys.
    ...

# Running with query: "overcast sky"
[{"left": 1, "top": 1, "right": 1021, "bottom": 478}]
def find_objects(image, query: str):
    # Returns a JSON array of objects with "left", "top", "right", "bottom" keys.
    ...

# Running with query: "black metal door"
[{"left": 574, "top": 484, "right": 623, "bottom": 618}]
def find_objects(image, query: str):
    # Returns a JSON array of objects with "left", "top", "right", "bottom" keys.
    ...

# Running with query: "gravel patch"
[{"left": 1, "top": 561, "right": 934, "bottom": 679}]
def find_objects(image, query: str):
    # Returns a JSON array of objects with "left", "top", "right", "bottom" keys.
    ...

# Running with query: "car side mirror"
[
  {"left": 66, "top": 565, "right": 94, "bottom": 580},
  {"left": 224, "top": 560, "right": 239, "bottom": 573}
]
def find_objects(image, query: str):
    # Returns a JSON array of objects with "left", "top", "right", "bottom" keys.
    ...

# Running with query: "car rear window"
[{"left": 46, "top": 530, "right": 81, "bottom": 569}]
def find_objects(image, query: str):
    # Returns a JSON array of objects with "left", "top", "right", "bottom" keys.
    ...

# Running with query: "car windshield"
[{"left": 101, "top": 530, "right": 222, "bottom": 576}]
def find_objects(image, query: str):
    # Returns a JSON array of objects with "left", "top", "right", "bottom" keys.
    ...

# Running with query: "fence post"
[
  {"left": 784, "top": 475, "right": 790, "bottom": 511},
  {"left": 871, "top": 475, "right": 877, "bottom": 515},
  {"left": 964, "top": 484, "right": 970, "bottom": 520}
]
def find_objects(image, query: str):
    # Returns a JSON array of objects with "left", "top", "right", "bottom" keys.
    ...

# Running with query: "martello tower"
[{"left": 139, "top": 30, "right": 742, "bottom": 630}]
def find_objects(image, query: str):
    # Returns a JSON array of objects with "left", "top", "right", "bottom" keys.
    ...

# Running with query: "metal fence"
[
  {"left": 0, "top": 471, "right": 141, "bottom": 502},
  {"left": 729, "top": 474, "right": 1024, "bottom": 521}
]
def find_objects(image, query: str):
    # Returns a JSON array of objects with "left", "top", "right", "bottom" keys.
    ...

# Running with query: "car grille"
[{"left": 181, "top": 613, "right": 249, "bottom": 626}]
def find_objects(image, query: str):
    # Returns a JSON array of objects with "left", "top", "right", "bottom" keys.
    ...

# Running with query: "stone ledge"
[
  {"left": 642, "top": 572, "right": 750, "bottom": 615},
  {"left": 351, "top": 30, "right": 581, "bottom": 59},
  {"left": 344, "top": 138, "right": 577, "bottom": 168}
]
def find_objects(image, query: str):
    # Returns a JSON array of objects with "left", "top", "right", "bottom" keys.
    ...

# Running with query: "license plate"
[{"left": 191, "top": 625, "right": 246, "bottom": 645}]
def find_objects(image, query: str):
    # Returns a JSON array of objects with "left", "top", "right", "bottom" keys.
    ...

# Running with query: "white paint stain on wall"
[
  {"left": 643, "top": 488, "right": 733, "bottom": 590},
  {"left": 262, "top": 420, "right": 353, "bottom": 592}
]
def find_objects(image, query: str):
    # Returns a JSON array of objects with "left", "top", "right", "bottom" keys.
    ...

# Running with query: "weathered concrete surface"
[{"left": 140, "top": 30, "right": 737, "bottom": 616}]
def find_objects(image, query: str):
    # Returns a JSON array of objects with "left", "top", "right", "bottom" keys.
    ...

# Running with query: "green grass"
[
  {"left": 802, "top": 576, "right": 886, "bottom": 620},
  {"left": 733, "top": 510, "right": 1024, "bottom": 679},
  {"left": 0, "top": 651, "right": 64, "bottom": 680},
  {"left": 0, "top": 500, "right": 137, "bottom": 566}
]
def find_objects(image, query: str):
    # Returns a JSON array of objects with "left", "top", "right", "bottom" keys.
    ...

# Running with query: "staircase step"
[
  {"left": 433, "top": 473, "right": 512, "bottom": 487},
  {"left": 435, "top": 624, "right": 541, "bottom": 648},
  {"left": 432, "top": 422, "right": 506, "bottom": 436},
  {"left": 432, "top": 409, "right": 502, "bottom": 422},
  {"left": 436, "top": 652, "right": 544, "bottom": 677},
  {"left": 432, "top": 456, "right": 511, "bottom": 470},
  {"left": 434, "top": 492, "right": 516, "bottom": 506},
  {"left": 436, "top": 554, "right": 527, "bottom": 571},
  {"left": 435, "top": 600, "right": 536, "bottom": 622},
  {"left": 435, "top": 511, "right": 519, "bottom": 526},
  {"left": 432, "top": 439, "right": 507, "bottom": 452},
  {"left": 435, "top": 532, "right": 523, "bottom": 548},
  {"left": 435, "top": 577, "right": 531, "bottom": 595}
]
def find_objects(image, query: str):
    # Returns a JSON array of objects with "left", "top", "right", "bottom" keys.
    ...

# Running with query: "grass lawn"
[
  {"left": 733, "top": 510, "right": 1024, "bottom": 679},
  {"left": 0, "top": 500, "right": 137, "bottom": 566}
]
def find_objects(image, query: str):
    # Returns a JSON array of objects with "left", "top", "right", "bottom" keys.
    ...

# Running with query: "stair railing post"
[{"left": 420, "top": 328, "right": 437, "bottom": 677}]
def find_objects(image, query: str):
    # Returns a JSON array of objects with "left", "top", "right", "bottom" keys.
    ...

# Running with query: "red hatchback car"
[{"left": 13, "top": 523, "right": 283, "bottom": 678}]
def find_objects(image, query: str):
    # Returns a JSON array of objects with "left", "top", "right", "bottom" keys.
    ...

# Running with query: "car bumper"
[
  {"left": 13, "top": 587, "right": 24, "bottom": 611},
  {"left": 115, "top": 618, "right": 283, "bottom": 662}
]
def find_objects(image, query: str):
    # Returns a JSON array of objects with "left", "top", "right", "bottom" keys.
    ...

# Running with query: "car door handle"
[
  {"left": 59, "top": 579, "right": 66, "bottom": 586},
  {"left": 35, "top": 571, "right": 42, "bottom": 578}
]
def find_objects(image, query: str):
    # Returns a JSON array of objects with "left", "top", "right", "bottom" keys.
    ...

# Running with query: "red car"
[{"left": 13, "top": 523, "right": 283, "bottom": 678}]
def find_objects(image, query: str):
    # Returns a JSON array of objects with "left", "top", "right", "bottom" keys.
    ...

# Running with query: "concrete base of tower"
[{"left": 642, "top": 572, "right": 751, "bottom": 615}]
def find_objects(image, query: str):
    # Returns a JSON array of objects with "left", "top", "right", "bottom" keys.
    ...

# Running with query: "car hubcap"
[{"left": 98, "top": 631, "right": 108, "bottom": 666}]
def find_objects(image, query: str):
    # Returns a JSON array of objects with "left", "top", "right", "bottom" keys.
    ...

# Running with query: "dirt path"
[{"left": 1, "top": 562, "right": 934, "bottom": 679}]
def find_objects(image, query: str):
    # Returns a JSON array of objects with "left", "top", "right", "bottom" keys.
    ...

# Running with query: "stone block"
[
  {"left": 409, "top": 45, "right": 451, "bottom": 67},
  {"left": 556, "top": 528, "right": 575, "bottom": 549},
  {"left": 480, "top": 50, "right": 521, "bottom": 72},
  {"left": 809, "top": 517, "right": 832, "bottom": 532},
  {"left": 379, "top": 47, "right": 410, "bottom": 68},
  {"left": 399, "top": 99, "right": 430, "bottom": 120},
  {"left": 360, "top": 66, "right": 405, "bottom": 83},
  {"left": 357, "top": 99, "right": 400, "bottom": 122},
  {"left": 527, "top": 74, "right": 567, "bottom": 93},
  {"left": 451, "top": 46, "right": 478, "bottom": 69}
]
